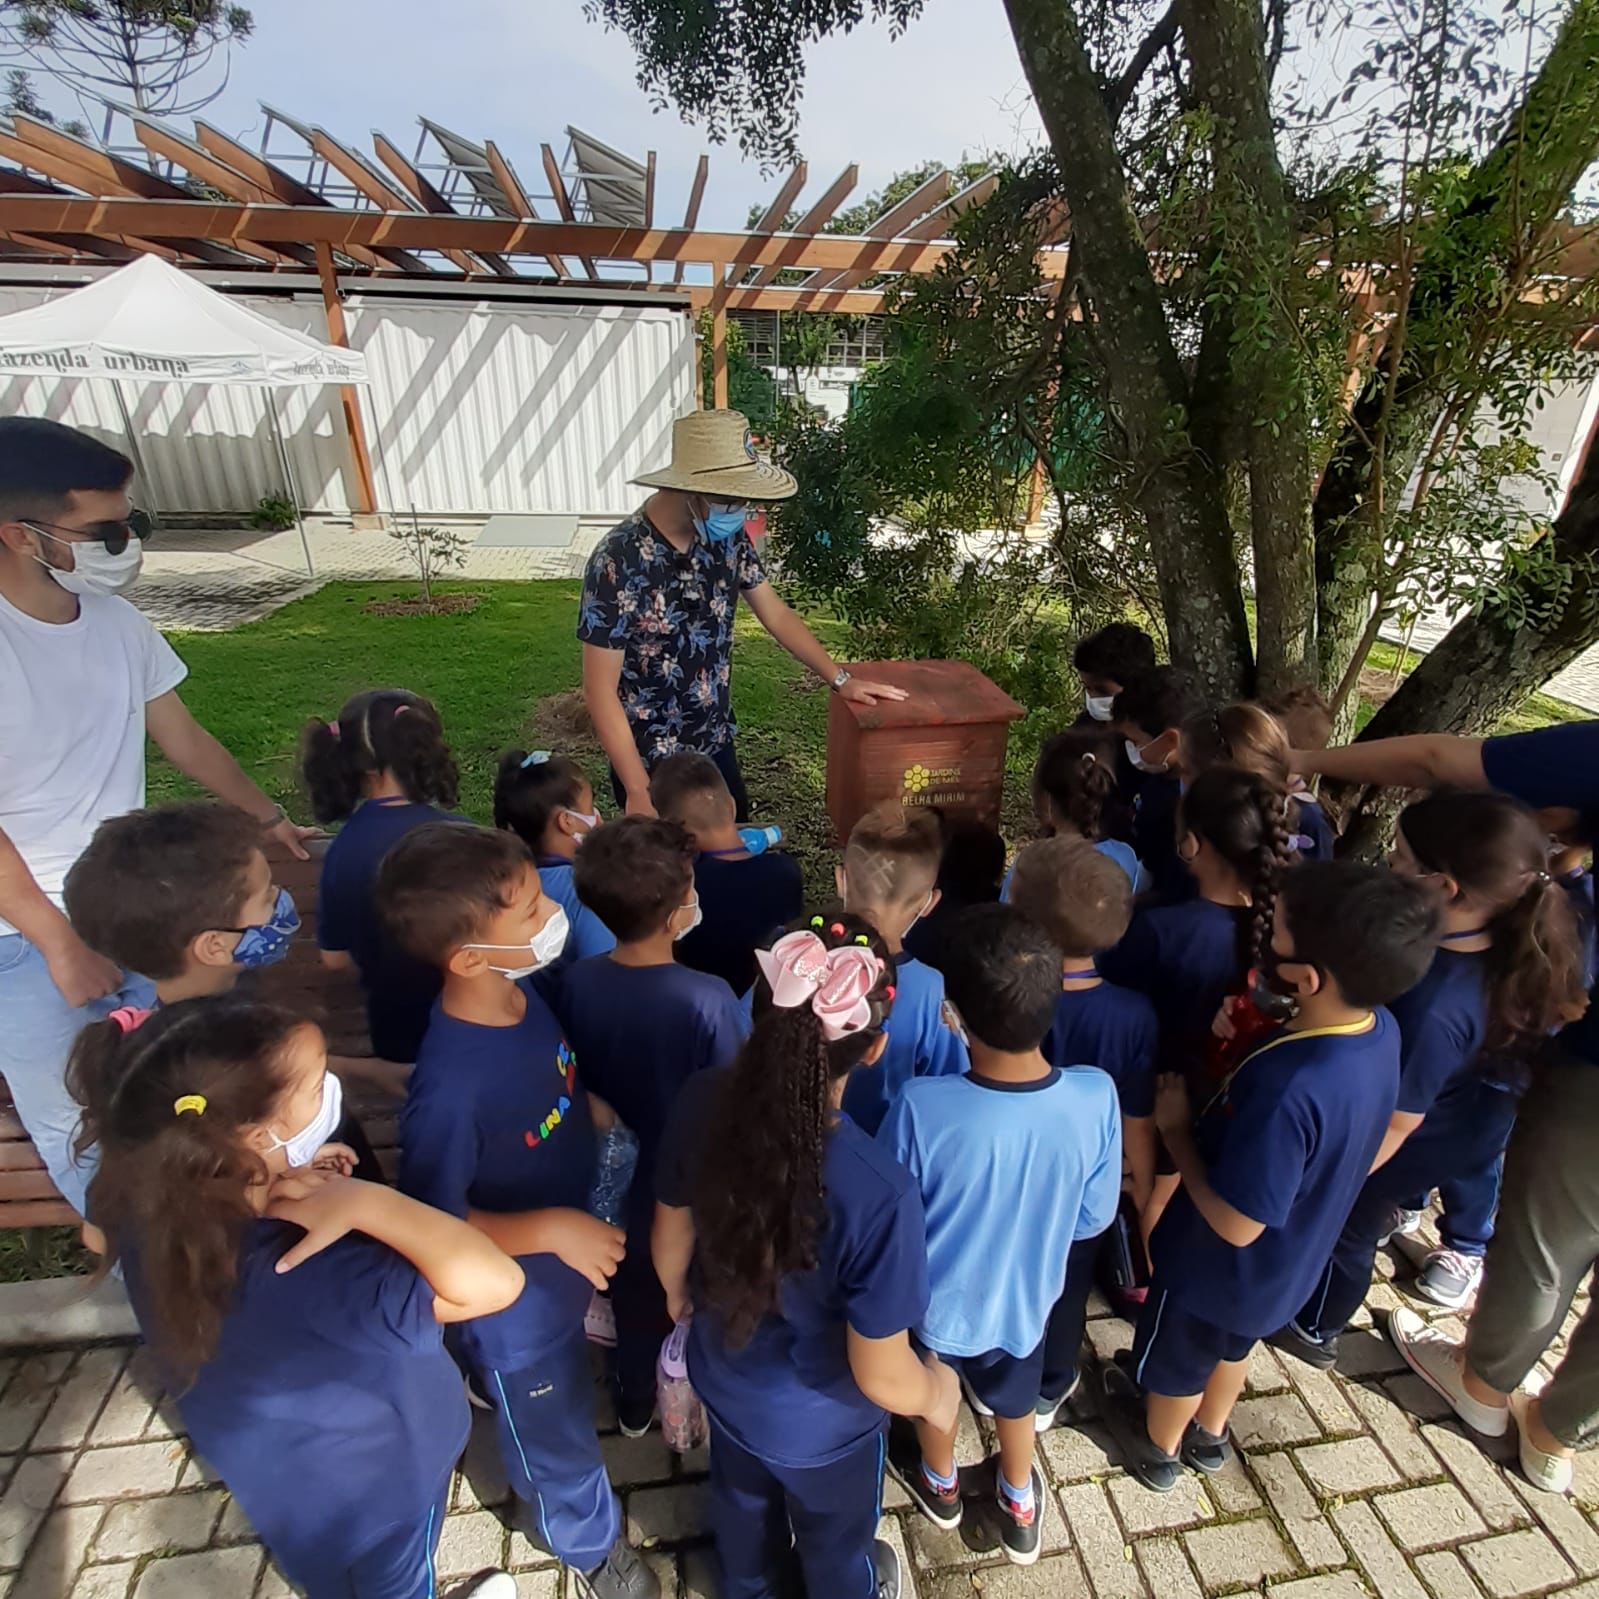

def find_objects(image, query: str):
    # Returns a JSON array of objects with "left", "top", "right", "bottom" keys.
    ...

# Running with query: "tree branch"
[{"left": 1105, "top": 1, "right": 1180, "bottom": 123}]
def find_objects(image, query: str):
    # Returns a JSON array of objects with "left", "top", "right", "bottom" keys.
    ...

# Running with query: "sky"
[{"left": 183, "top": 0, "right": 1048, "bottom": 232}]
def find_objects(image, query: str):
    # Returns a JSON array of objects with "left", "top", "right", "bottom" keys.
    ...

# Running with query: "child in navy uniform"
[
  {"left": 559, "top": 816, "right": 749, "bottom": 1434},
  {"left": 68, "top": 998, "right": 526, "bottom": 1599},
  {"left": 494, "top": 749, "right": 616, "bottom": 970},
  {"left": 1278, "top": 793, "right": 1586, "bottom": 1361},
  {"left": 1111, "top": 668, "right": 1206, "bottom": 901},
  {"left": 653, "top": 914, "right": 959, "bottom": 1599},
  {"left": 1008, "top": 838, "right": 1158, "bottom": 1217},
  {"left": 1102, "top": 864, "right": 1440, "bottom": 1493},
  {"left": 649, "top": 752, "right": 803, "bottom": 997},
  {"left": 378, "top": 824, "right": 657, "bottom": 1599},
  {"left": 835, "top": 804, "right": 969, "bottom": 1135},
  {"left": 1072, "top": 622, "right": 1157, "bottom": 838},
  {"left": 302, "top": 689, "right": 463, "bottom": 1064},
  {"left": 882, "top": 906, "right": 1121, "bottom": 1564}
]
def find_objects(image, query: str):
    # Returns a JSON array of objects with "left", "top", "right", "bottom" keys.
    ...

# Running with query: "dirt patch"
[
  {"left": 1357, "top": 665, "right": 1404, "bottom": 711},
  {"left": 362, "top": 592, "right": 484, "bottom": 619}
]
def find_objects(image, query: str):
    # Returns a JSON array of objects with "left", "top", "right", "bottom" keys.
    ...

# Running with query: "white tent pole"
[
  {"left": 109, "top": 381, "right": 161, "bottom": 528},
  {"left": 266, "top": 389, "right": 315, "bottom": 579}
]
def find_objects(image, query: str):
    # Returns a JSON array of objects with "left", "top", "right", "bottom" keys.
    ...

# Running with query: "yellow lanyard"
[{"left": 1200, "top": 1014, "right": 1378, "bottom": 1118}]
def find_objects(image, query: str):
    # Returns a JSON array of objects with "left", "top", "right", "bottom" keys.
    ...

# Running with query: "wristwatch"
[{"left": 829, "top": 668, "right": 852, "bottom": 693}]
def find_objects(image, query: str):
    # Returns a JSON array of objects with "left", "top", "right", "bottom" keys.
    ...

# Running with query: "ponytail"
[
  {"left": 69, "top": 999, "right": 308, "bottom": 1381},
  {"left": 493, "top": 750, "right": 589, "bottom": 851},
  {"left": 1032, "top": 729, "right": 1117, "bottom": 841},
  {"left": 1183, "top": 701, "right": 1313, "bottom": 859},
  {"left": 300, "top": 689, "right": 458, "bottom": 825},
  {"left": 1399, "top": 791, "right": 1589, "bottom": 1060},
  {"left": 691, "top": 913, "right": 896, "bottom": 1347}
]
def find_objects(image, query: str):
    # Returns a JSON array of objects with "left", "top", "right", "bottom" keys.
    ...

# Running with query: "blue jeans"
[
  {"left": 0, "top": 933, "right": 155, "bottom": 1216},
  {"left": 1402, "top": 1153, "right": 1506, "bottom": 1257}
]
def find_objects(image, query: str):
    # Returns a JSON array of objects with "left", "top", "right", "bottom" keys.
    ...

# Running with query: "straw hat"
[{"left": 632, "top": 409, "right": 797, "bottom": 500}]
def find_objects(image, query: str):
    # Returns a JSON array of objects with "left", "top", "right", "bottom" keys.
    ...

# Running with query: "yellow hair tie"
[{"left": 173, "top": 1094, "right": 207, "bottom": 1118}]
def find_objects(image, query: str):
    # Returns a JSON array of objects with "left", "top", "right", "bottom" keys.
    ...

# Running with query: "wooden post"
[
  {"left": 1025, "top": 453, "right": 1047, "bottom": 527},
  {"left": 711, "top": 298, "right": 729, "bottom": 411},
  {"left": 314, "top": 242, "right": 377, "bottom": 518}
]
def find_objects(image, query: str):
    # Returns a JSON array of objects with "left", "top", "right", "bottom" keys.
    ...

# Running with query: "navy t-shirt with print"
[
  {"left": 658, "top": 1069, "right": 930, "bottom": 1469},
  {"left": 401, "top": 983, "right": 595, "bottom": 1367},
  {"left": 555, "top": 956, "right": 748, "bottom": 1220},
  {"left": 1483, "top": 720, "right": 1599, "bottom": 1065},
  {"left": 1152, "top": 1012, "right": 1401, "bottom": 1335},
  {"left": 130, "top": 1221, "right": 467, "bottom": 1588},
  {"left": 678, "top": 850, "right": 805, "bottom": 997},
  {"left": 317, "top": 798, "right": 462, "bottom": 1062},
  {"left": 577, "top": 512, "right": 767, "bottom": 766},
  {"left": 1044, "top": 979, "right": 1160, "bottom": 1118}
]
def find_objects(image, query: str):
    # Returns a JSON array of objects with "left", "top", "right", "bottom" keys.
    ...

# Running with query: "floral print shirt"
[{"left": 578, "top": 510, "right": 767, "bottom": 764}]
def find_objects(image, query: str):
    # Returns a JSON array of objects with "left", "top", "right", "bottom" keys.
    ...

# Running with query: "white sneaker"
[
  {"left": 449, "top": 1573, "right": 518, "bottom": 1599},
  {"left": 1509, "top": 1391, "right": 1574, "bottom": 1495},
  {"left": 1378, "top": 1206, "right": 1426, "bottom": 1247},
  {"left": 1387, "top": 1307, "right": 1509, "bottom": 1437}
]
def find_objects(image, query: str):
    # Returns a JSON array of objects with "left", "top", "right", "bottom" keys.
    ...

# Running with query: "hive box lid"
[{"left": 835, "top": 660, "right": 1024, "bottom": 730}]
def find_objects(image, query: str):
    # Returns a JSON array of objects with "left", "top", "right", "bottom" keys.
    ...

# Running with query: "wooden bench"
[{"left": 0, "top": 837, "right": 399, "bottom": 1233}]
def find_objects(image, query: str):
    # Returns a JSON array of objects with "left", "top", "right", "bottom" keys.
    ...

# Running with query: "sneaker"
[
  {"left": 872, "top": 1537, "right": 903, "bottom": 1599},
  {"left": 1180, "top": 1421, "right": 1234, "bottom": 1475},
  {"left": 1035, "top": 1373, "right": 1080, "bottom": 1434},
  {"left": 1414, "top": 1249, "right": 1484, "bottom": 1310},
  {"left": 576, "top": 1538, "right": 661, "bottom": 1599},
  {"left": 617, "top": 1394, "right": 656, "bottom": 1439},
  {"left": 586, "top": 1291, "right": 618, "bottom": 1348},
  {"left": 1268, "top": 1320, "right": 1339, "bottom": 1372},
  {"left": 1386, "top": 1306, "right": 1509, "bottom": 1437},
  {"left": 1509, "top": 1391, "right": 1574, "bottom": 1495},
  {"left": 448, "top": 1575, "right": 518, "bottom": 1599},
  {"left": 886, "top": 1427, "right": 962, "bottom": 1531},
  {"left": 995, "top": 1461, "right": 1045, "bottom": 1566},
  {"left": 960, "top": 1373, "right": 994, "bottom": 1419},
  {"left": 1097, "top": 1364, "right": 1181, "bottom": 1493},
  {"left": 1377, "top": 1206, "right": 1425, "bottom": 1248}
]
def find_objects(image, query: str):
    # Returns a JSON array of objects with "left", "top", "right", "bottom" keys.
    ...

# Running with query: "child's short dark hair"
[
  {"left": 649, "top": 753, "right": 731, "bottom": 830},
  {"left": 1008, "top": 838, "right": 1132, "bottom": 958},
  {"left": 376, "top": 822, "right": 533, "bottom": 967},
  {"left": 573, "top": 816, "right": 696, "bottom": 942},
  {"left": 1113, "top": 666, "right": 1205, "bottom": 739},
  {"left": 1276, "top": 863, "right": 1441, "bottom": 1009},
  {"left": 0, "top": 417, "right": 132, "bottom": 524},
  {"left": 843, "top": 802, "right": 943, "bottom": 908},
  {"left": 1072, "top": 623, "right": 1157, "bottom": 686},
  {"left": 64, "top": 803, "right": 263, "bottom": 979},
  {"left": 300, "top": 689, "right": 458, "bottom": 825},
  {"left": 934, "top": 815, "right": 1006, "bottom": 902},
  {"left": 494, "top": 750, "right": 589, "bottom": 848},
  {"left": 940, "top": 903, "right": 1062, "bottom": 1051}
]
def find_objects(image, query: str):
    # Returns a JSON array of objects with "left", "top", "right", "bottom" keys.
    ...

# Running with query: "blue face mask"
[
  {"left": 228, "top": 887, "right": 300, "bottom": 969},
  {"left": 692, "top": 502, "right": 748, "bottom": 544}
]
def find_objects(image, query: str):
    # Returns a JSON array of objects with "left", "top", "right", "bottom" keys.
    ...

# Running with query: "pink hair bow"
[{"left": 755, "top": 930, "right": 884, "bottom": 1042}]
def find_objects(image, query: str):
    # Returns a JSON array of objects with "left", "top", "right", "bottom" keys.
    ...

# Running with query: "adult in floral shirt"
[{"left": 580, "top": 410, "right": 905, "bottom": 818}]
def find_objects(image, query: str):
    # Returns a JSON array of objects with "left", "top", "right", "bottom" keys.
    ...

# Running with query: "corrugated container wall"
[{"left": 0, "top": 283, "right": 696, "bottom": 518}]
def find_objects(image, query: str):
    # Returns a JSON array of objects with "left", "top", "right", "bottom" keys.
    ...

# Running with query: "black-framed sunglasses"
[{"left": 22, "top": 508, "right": 153, "bottom": 556}]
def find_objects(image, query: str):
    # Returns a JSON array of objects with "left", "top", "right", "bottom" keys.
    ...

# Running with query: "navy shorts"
[
  {"left": 1129, "top": 1282, "right": 1255, "bottom": 1398},
  {"left": 942, "top": 1340, "right": 1047, "bottom": 1420}
]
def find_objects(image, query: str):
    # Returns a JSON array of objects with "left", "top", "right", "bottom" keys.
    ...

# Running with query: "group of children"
[{"left": 54, "top": 621, "right": 1593, "bottom": 1599}]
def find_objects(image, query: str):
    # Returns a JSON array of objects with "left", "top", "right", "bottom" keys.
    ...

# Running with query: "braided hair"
[
  {"left": 1032, "top": 728, "right": 1118, "bottom": 841},
  {"left": 1182, "top": 701, "right": 1314, "bottom": 858},
  {"left": 1180, "top": 764, "right": 1293, "bottom": 980},
  {"left": 691, "top": 911, "right": 896, "bottom": 1348}
]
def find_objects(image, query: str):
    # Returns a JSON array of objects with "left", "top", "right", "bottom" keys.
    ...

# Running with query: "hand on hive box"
[{"left": 836, "top": 673, "right": 909, "bottom": 706}]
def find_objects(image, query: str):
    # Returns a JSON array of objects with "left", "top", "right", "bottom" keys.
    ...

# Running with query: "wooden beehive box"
[{"left": 826, "top": 660, "right": 1024, "bottom": 844}]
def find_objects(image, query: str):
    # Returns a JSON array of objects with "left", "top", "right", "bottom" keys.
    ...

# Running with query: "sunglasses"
[{"left": 22, "top": 508, "right": 152, "bottom": 556}]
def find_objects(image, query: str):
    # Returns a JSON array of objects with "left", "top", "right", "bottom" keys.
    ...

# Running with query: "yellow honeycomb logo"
[{"left": 903, "top": 763, "right": 931, "bottom": 794}]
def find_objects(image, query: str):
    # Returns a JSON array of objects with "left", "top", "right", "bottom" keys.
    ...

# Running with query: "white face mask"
[
  {"left": 564, "top": 808, "right": 601, "bottom": 840},
  {"left": 31, "top": 529, "right": 144, "bottom": 597},
  {"left": 1085, "top": 693, "right": 1116, "bottom": 723},
  {"left": 1125, "top": 736, "right": 1169, "bottom": 774},
  {"left": 468, "top": 906, "right": 571, "bottom": 980},
  {"left": 267, "top": 1072, "right": 343, "bottom": 1169},
  {"left": 674, "top": 894, "right": 703, "bottom": 941}
]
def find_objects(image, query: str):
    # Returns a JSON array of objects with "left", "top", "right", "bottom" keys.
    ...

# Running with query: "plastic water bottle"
[
  {"left": 738, "top": 825, "right": 782, "bottom": 856},
  {"left": 657, "top": 1320, "right": 707, "bottom": 1453},
  {"left": 587, "top": 1122, "right": 639, "bottom": 1228}
]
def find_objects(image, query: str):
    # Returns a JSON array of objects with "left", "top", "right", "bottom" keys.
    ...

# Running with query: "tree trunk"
[
  {"left": 1180, "top": 0, "right": 1317, "bottom": 695},
  {"left": 1002, "top": 0, "right": 1253, "bottom": 698},
  {"left": 1338, "top": 429, "right": 1599, "bottom": 856}
]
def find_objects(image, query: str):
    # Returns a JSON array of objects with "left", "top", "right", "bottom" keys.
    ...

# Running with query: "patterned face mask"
[{"left": 224, "top": 888, "right": 300, "bottom": 969}]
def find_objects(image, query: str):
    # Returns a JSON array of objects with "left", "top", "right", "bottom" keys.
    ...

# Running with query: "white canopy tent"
[{"left": 0, "top": 254, "right": 371, "bottom": 574}]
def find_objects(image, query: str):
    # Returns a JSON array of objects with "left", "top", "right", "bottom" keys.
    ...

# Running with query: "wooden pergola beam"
[
  {"left": 804, "top": 168, "right": 953, "bottom": 292},
  {"left": 644, "top": 150, "right": 656, "bottom": 230},
  {"left": 484, "top": 139, "right": 568, "bottom": 279},
  {"left": 747, "top": 165, "right": 859, "bottom": 290},
  {"left": 314, "top": 241, "right": 378, "bottom": 517},
  {"left": 688, "top": 285, "right": 891, "bottom": 314},
  {"left": 674, "top": 155, "right": 708, "bottom": 286},
  {"left": 541, "top": 143, "right": 596, "bottom": 277},
  {"left": 372, "top": 131, "right": 513, "bottom": 277},
  {"left": 903, "top": 173, "right": 1000, "bottom": 240}
]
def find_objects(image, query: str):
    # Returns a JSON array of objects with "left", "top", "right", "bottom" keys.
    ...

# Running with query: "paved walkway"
[{"left": 2, "top": 1228, "right": 1593, "bottom": 1599}]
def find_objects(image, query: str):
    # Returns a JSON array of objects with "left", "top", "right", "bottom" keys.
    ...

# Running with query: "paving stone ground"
[{"left": 1, "top": 1226, "right": 1593, "bottom": 1599}]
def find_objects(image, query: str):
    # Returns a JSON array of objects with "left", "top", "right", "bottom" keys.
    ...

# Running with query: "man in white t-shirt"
[{"left": 0, "top": 417, "right": 312, "bottom": 1215}]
